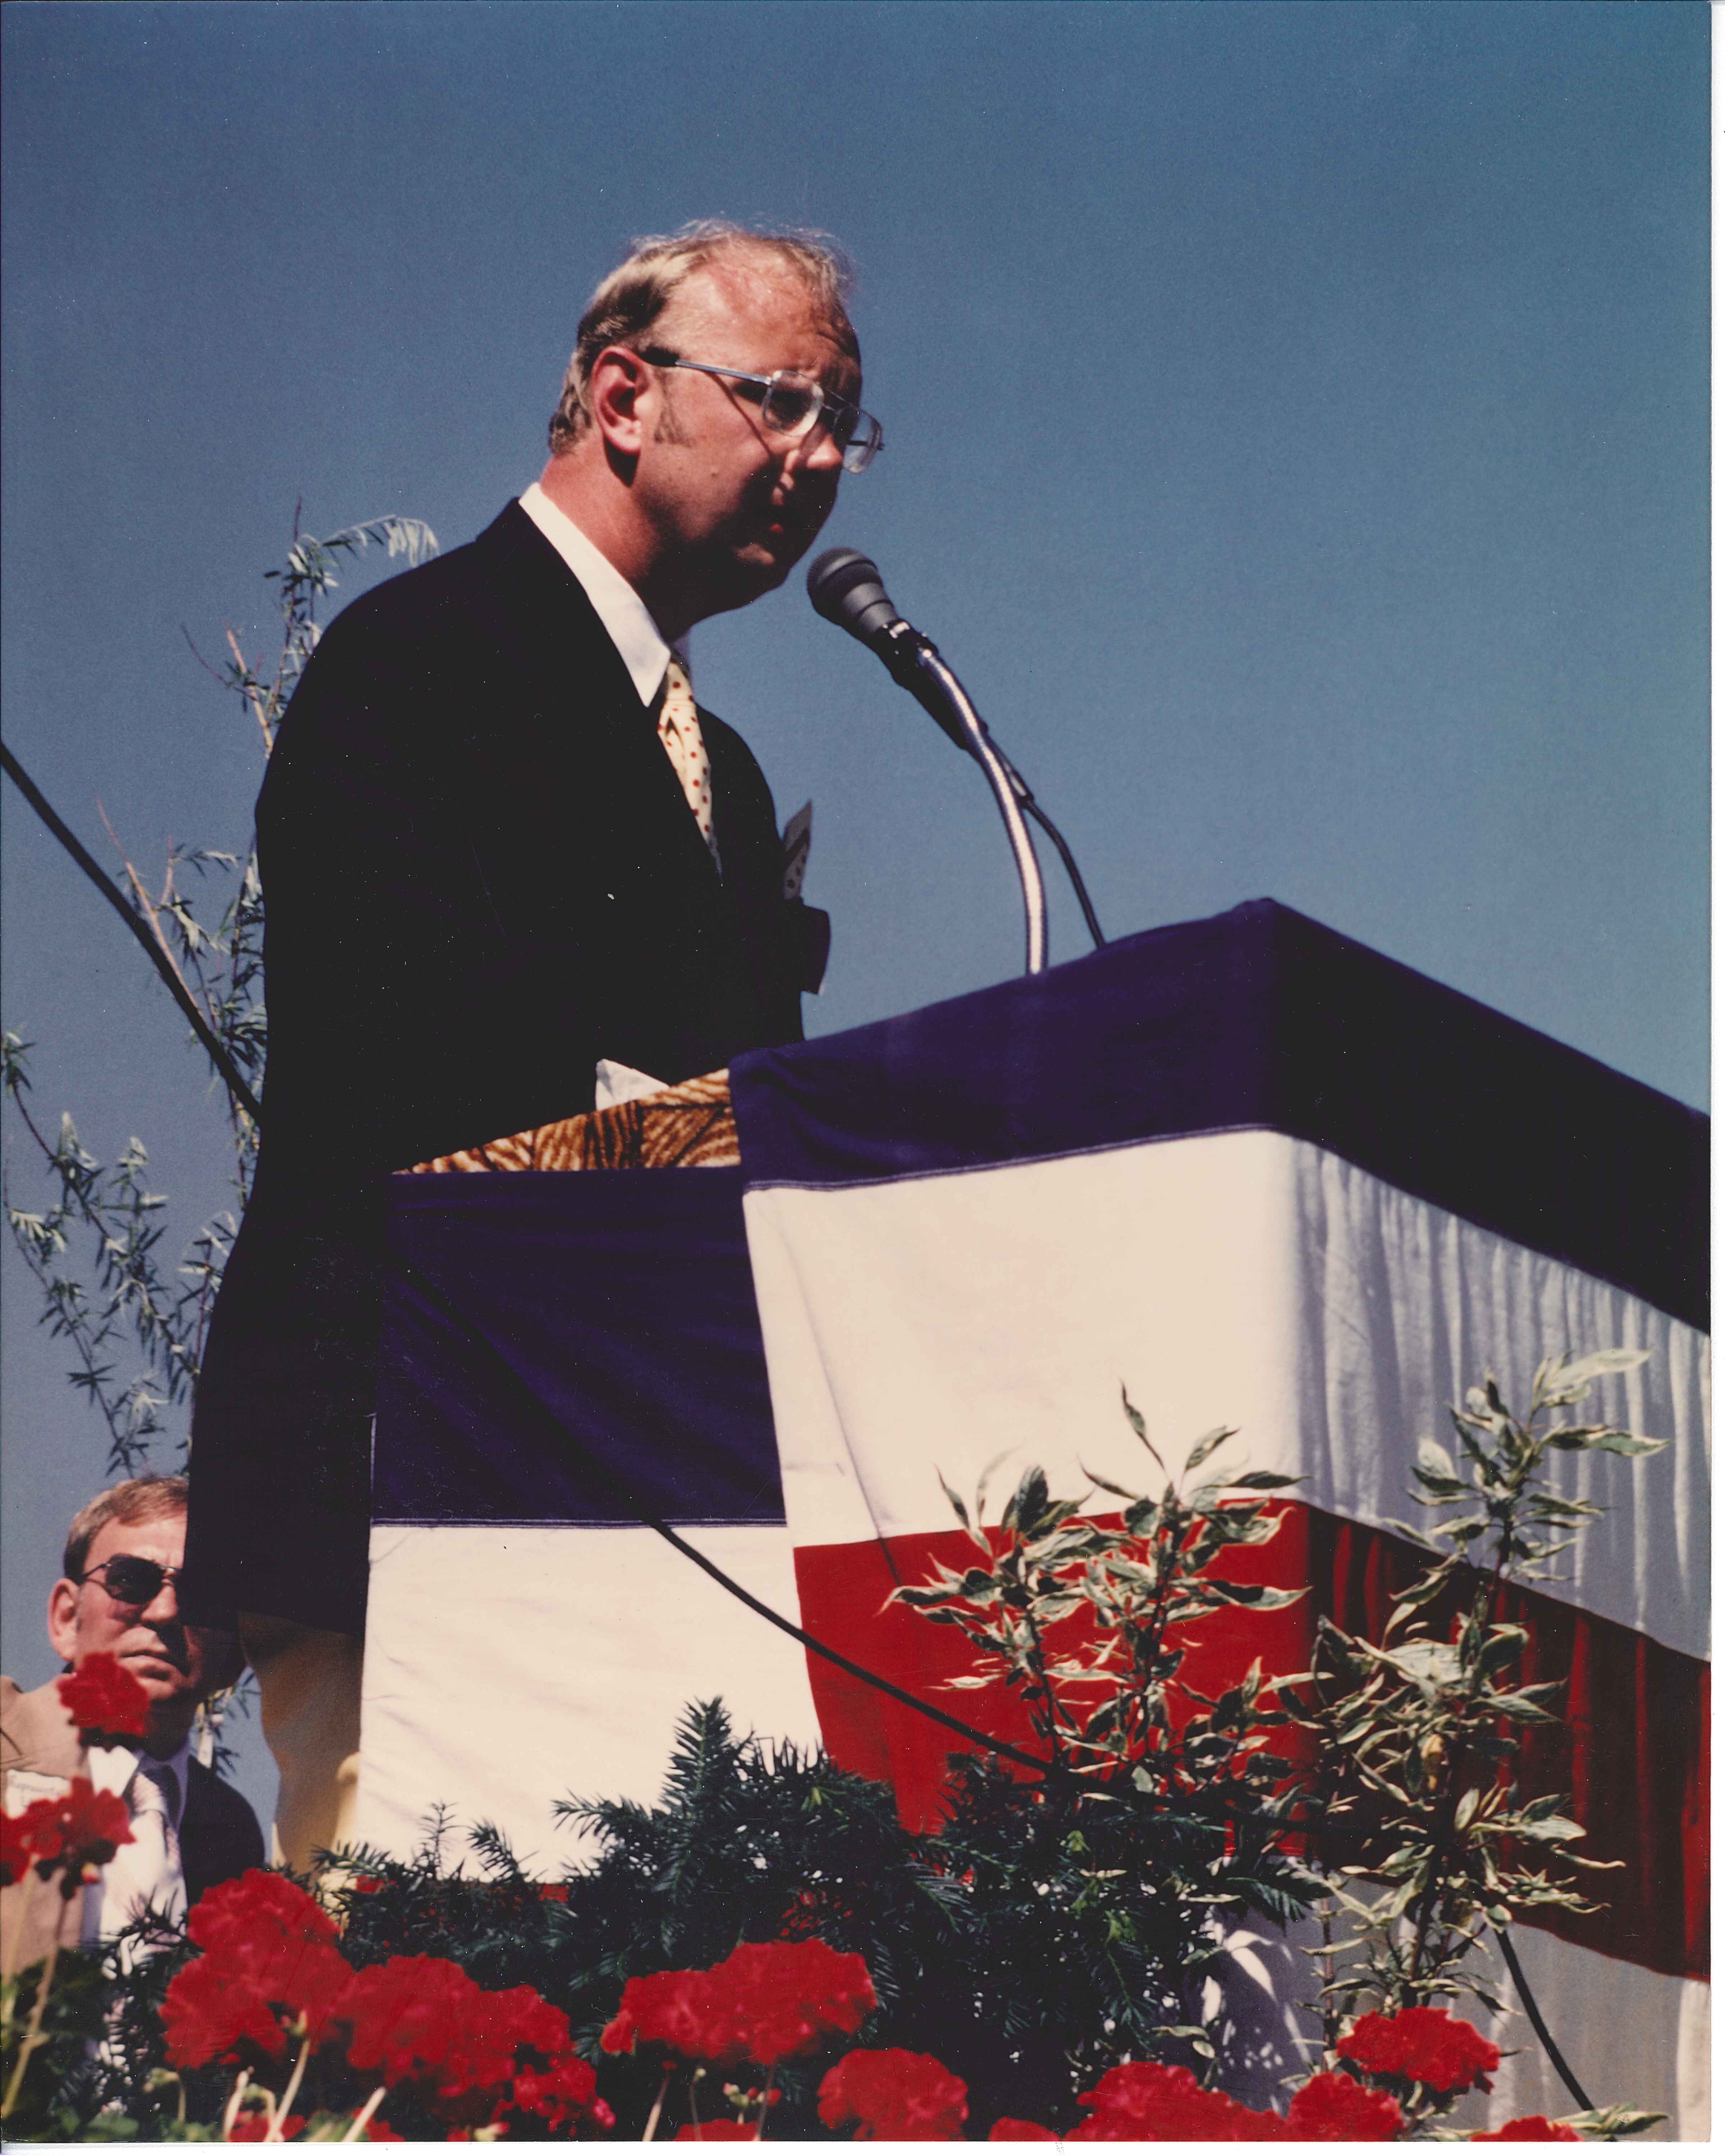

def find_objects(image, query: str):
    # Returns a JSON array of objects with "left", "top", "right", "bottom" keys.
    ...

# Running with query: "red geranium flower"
[
  {"left": 675, "top": 2126, "right": 757, "bottom": 2141},
  {"left": 602, "top": 1940, "right": 877, "bottom": 2070},
  {"left": 335, "top": 1955, "right": 578, "bottom": 2128},
  {"left": 57, "top": 1653, "right": 151, "bottom": 1738},
  {"left": 163, "top": 1870, "right": 353, "bottom": 2067},
  {"left": 715, "top": 1940, "right": 877, "bottom": 2068},
  {"left": 989, "top": 2120, "right": 1062, "bottom": 2140},
  {"left": 1339, "top": 2006, "right": 1500, "bottom": 2095},
  {"left": 1070, "top": 2062, "right": 1278, "bottom": 2141},
  {"left": 603, "top": 1967, "right": 731, "bottom": 2061},
  {"left": 338, "top": 1956, "right": 489, "bottom": 2089},
  {"left": 818, "top": 2049, "right": 969, "bottom": 2141},
  {"left": 11, "top": 1778, "right": 137, "bottom": 1894},
  {"left": 1, "top": 1800, "right": 59, "bottom": 1884},
  {"left": 59, "top": 1779, "right": 135, "bottom": 1878},
  {"left": 510, "top": 2054, "right": 612, "bottom": 2134},
  {"left": 1284, "top": 2071, "right": 1403, "bottom": 2141},
  {"left": 1473, "top": 2119, "right": 1581, "bottom": 2142},
  {"left": 189, "top": 1869, "right": 340, "bottom": 1957}
]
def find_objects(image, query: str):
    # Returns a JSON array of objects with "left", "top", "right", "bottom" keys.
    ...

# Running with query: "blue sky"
[{"left": 1, "top": 2, "right": 1706, "bottom": 1828}]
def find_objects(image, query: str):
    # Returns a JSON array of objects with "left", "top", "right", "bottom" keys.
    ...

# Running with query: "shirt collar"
[
  {"left": 518, "top": 482, "right": 690, "bottom": 708},
  {"left": 87, "top": 1736, "right": 192, "bottom": 1828}
]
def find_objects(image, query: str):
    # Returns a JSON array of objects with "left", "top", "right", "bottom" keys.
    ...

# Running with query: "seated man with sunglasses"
[
  {"left": 2, "top": 1476, "right": 262, "bottom": 1970},
  {"left": 184, "top": 220, "right": 879, "bottom": 1871}
]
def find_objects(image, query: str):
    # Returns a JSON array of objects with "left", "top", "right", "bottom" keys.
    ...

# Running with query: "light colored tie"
[
  {"left": 129, "top": 1762, "right": 186, "bottom": 1927},
  {"left": 657, "top": 656, "right": 721, "bottom": 873}
]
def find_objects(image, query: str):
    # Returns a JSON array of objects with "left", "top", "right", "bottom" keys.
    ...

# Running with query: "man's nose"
[
  {"left": 141, "top": 1575, "right": 182, "bottom": 1624},
  {"left": 788, "top": 423, "right": 846, "bottom": 479}
]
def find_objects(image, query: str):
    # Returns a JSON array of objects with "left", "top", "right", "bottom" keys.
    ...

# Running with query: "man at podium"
[{"left": 183, "top": 220, "right": 878, "bottom": 1868}]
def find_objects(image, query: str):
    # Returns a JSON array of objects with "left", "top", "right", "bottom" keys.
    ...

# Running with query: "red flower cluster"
[
  {"left": 988, "top": 2123, "right": 1061, "bottom": 2142},
  {"left": 337, "top": 1957, "right": 604, "bottom": 2130},
  {"left": 57, "top": 1653, "right": 151, "bottom": 1738},
  {"left": 817, "top": 2048, "right": 970, "bottom": 2140},
  {"left": 1, "top": 1778, "right": 134, "bottom": 1890},
  {"left": 1472, "top": 2120, "right": 1581, "bottom": 2143},
  {"left": 511, "top": 2054, "right": 612, "bottom": 2135},
  {"left": 1283, "top": 2071, "right": 1404, "bottom": 2141},
  {"left": 673, "top": 2125, "right": 756, "bottom": 2142},
  {"left": 1068, "top": 2062, "right": 1283, "bottom": 2141},
  {"left": 160, "top": 1871, "right": 610, "bottom": 2137},
  {"left": 601, "top": 1938, "right": 876, "bottom": 2070},
  {"left": 163, "top": 1871, "right": 352, "bottom": 2066},
  {"left": 1340, "top": 2005, "right": 1501, "bottom": 2095},
  {"left": 1057, "top": 2060, "right": 1405, "bottom": 2142}
]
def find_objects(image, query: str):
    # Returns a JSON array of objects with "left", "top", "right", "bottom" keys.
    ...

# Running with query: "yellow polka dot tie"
[{"left": 657, "top": 656, "right": 721, "bottom": 874}]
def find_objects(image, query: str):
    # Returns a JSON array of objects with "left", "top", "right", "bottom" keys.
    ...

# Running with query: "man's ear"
[
  {"left": 588, "top": 345, "right": 654, "bottom": 459},
  {"left": 46, "top": 1578, "right": 81, "bottom": 1665}
]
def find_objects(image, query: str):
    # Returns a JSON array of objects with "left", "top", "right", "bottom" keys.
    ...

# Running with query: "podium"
[{"left": 355, "top": 899, "right": 1707, "bottom": 2135}]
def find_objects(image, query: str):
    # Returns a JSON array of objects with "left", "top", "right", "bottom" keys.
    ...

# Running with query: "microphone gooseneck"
[{"left": 808, "top": 547, "right": 1061, "bottom": 974}]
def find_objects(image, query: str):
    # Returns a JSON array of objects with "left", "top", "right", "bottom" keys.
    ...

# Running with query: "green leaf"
[
  {"left": 1207, "top": 1581, "right": 1307, "bottom": 1611},
  {"left": 1184, "top": 1424, "right": 1235, "bottom": 1475},
  {"left": 1549, "top": 1347, "right": 1650, "bottom": 1389},
  {"left": 1416, "top": 1435, "right": 1460, "bottom": 1484},
  {"left": 1121, "top": 1387, "right": 1167, "bottom": 1471},
  {"left": 1514, "top": 1813, "right": 1586, "bottom": 1842},
  {"left": 936, "top": 1470, "right": 975, "bottom": 1536},
  {"left": 1581, "top": 1431, "right": 1668, "bottom": 1458},
  {"left": 1002, "top": 1463, "right": 1049, "bottom": 1534},
  {"left": 1081, "top": 1463, "right": 1143, "bottom": 1502},
  {"left": 1227, "top": 1469, "right": 1303, "bottom": 1490}
]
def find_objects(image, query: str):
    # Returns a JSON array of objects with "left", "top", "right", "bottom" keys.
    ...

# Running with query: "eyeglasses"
[
  {"left": 639, "top": 348, "right": 884, "bottom": 473},
  {"left": 78, "top": 1556, "right": 184, "bottom": 1607}
]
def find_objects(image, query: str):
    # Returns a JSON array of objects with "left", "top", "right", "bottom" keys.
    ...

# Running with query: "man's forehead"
[
  {"left": 662, "top": 259, "right": 857, "bottom": 375},
  {"left": 86, "top": 1511, "right": 185, "bottom": 1564}
]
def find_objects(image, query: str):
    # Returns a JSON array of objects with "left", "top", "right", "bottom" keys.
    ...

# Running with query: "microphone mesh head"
[{"left": 807, "top": 549, "right": 899, "bottom": 640}]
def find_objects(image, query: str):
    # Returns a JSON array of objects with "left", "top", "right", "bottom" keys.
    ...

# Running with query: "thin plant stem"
[
  {"left": 266, "top": 2036, "right": 312, "bottom": 2139},
  {"left": 1, "top": 1929, "right": 62, "bottom": 2119},
  {"left": 342, "top": 2085, "right": 388, "bottom": 2142},
  {"left": 222, "top": 2068, "right": 253, "bottom": 2141},
  {"left": 642, "top": 2063, "right": 672, "bottom": 2141}
]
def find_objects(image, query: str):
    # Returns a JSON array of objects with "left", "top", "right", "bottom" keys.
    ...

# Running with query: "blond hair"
[
  {"left": 63, "top": 1474, "right": 187, "bottom": 1583},
  {"left": 548, "top": 220, "right": 856, "bottom": 456}
]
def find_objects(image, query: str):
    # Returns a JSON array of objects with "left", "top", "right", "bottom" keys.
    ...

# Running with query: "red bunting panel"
[{"left": 793, "top": 1501, "right": 1706, "bottom": 1984}]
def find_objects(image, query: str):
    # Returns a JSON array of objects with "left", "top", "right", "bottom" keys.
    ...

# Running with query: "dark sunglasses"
[{"left": 78, "top": 1555, "right": 184, "bottom": 1607}]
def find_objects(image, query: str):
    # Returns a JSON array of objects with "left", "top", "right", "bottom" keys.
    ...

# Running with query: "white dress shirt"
[
  {"left": 517, "top": 482, "right": 690, "bottom": 706},
  {"left": 85, "top": 1737, "right": 190, "bottom": 1942}
]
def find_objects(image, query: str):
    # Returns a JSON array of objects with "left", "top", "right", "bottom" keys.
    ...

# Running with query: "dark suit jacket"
[
  {"left": 184, "top": 502, "right": 827, "bottom": 1632},
  {"left": 0, "top": 1676, "right": 265, "bottom": 1970}
]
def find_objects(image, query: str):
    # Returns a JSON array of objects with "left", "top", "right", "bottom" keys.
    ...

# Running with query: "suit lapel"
[{"left": 461, "top": 503, "right": 723, "bottom": 894}]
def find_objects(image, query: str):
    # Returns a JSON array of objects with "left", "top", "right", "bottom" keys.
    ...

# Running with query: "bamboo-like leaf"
[
  {"left": 1183, "top": 1424, "right": 1235, "bottom": 1475},
  {"left": 1547, "top": 1346, "right": 1649, "bottom": 1389},
  {"left": 1581, "top": 1430, "right": 1668, "bottom": 1458},
  {"left": 1121, "top": 1386, "right": 1166, "bottom": 1471}
]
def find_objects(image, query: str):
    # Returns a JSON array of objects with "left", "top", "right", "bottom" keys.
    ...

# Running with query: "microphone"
[
  {"left": 806, "top": 548, "right": 971, "bottom": 751},
  {"left": 806, "top": 544, "right": 1108, "bottom": 970},
  {"left": 805, "top": 548, "right": 904, "bottom": 645}
]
